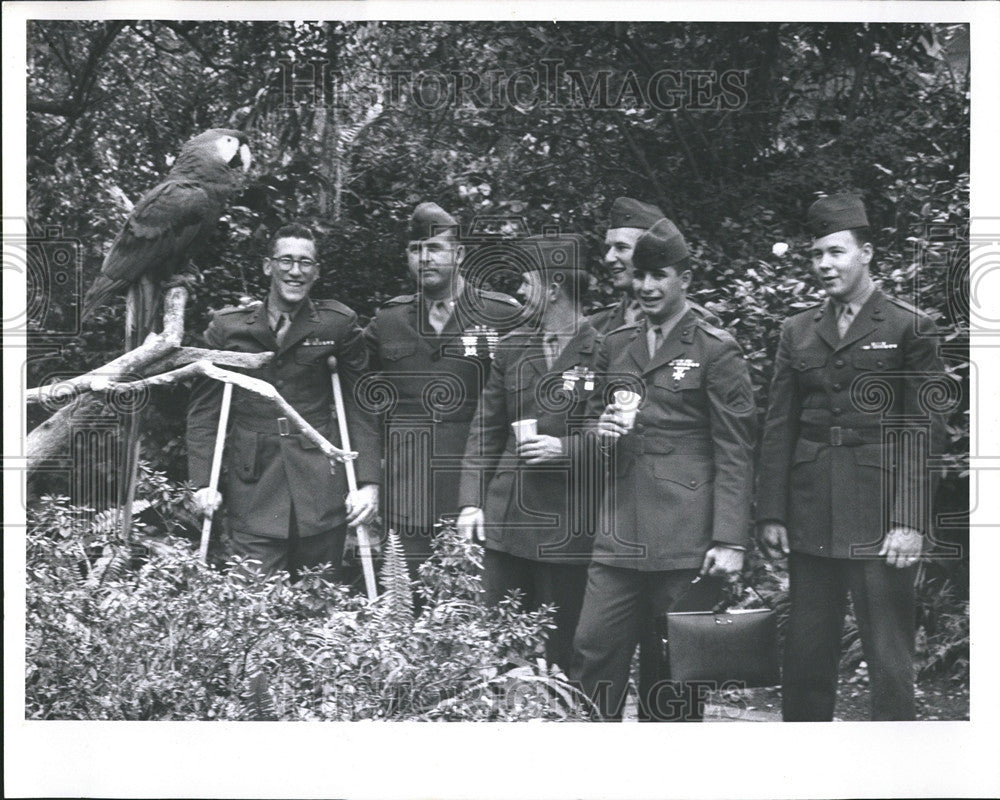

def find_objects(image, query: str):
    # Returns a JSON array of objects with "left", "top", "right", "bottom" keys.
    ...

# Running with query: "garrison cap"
[
  {"left": 807, "top": 194, "right": 870, "bottom": 238},
  {"left": 633, "top": 218, "right": 689, "bottom": 270},
  {"left": 608, "top": 197, "right": 666, "bottom": 231},
  {"left": 409, "top": 202, "right": 459, "bottom": 240},
  {"left": 518, "top": 233, "right": 588, "bottom": 274}
]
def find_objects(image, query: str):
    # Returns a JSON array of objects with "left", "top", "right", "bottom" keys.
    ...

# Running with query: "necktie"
[
  {"left": 837, "top": 304, "right": 854, "bottom": 339},
  {"left": 428, "top": 300, "right": 451, "bottom": 335},
  {"left": 273, "top": 312, "right": 291, "bottom": 346},
  {"left": 543, "top": 333, "right": 561, "bottom": 368},
  {"left": 647, "top": 325, "right": 663, "bottom": 359}
]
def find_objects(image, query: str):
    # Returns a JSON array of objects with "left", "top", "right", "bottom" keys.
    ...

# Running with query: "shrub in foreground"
[{"left": 26, "top": 477, "right": 590, "bottom": 721}]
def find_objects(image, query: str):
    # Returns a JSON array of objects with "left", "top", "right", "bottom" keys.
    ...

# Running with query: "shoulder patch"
[
  {"left": 212, "top": 300, "right": 261, "bottom": 316},
  {"left": 381, "top": 294, "right": 416, "bottom": 307}
]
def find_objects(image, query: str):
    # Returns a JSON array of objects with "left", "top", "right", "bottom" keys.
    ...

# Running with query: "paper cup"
[
  {"left": 613, "top": 390, "right": 641, "bottom": 430},
  {"left": 511, "top": 418, "right": 538, "bottom": 443}
]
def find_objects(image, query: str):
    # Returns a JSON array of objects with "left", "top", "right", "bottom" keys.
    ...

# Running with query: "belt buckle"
[
  {"left": 830, "top": 426, "right": 842, "bottom": 446},
  {"left": 277, "top": 416, "right": 290, "bottom": 436}
]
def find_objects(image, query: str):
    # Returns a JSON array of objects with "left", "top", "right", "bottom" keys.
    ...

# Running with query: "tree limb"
[{"left": 100, "top": 361, "right": 357, "bottom": 464}]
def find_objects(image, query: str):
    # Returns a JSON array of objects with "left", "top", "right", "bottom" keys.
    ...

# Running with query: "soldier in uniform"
[
  {"left": 589, "top": 196, "right": 719, "bottom": 333},
  {"left": 757, "top": 194, "right": 946, "bottom": 721},
  {"left": 363, "top": 202, "right": 521, "bottom": 571},
  {"left": 571, "top": 217, "right": 757, "bottom": 721},
  {"left": 187, "top": 222, "right": 380, "bottom": 579},
  {"left": 457, "top": 233, "right": 601, "bottom": 671}
]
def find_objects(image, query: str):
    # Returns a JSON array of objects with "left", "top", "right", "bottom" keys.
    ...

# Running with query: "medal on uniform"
[
  {"left": 462, "top": 332, "right": 478, "bottom": 357},
  {"left": 862, "top": 341, "right": 898, "bottom": 350},
  {"left": 561, "top": 368, "right": 578, "bottom": 392},
  {"left": 669, "top": 358, "right": 700, "bottom": 381},
  {"left": 583, "top": 368, "right": 595, "bottom": 391}
]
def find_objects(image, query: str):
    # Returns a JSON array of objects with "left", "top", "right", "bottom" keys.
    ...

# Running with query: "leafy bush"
[{"left": 26, "top": 473, "right": 590, "bottom": 721}]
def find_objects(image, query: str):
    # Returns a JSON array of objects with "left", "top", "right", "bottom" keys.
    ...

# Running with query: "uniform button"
[
  {"left": 832, "top": 383, "right": 842, "bottom": 391},
  {"left": 689, "top": 479, "right": 698, "bottom": 487},
  {"left": 834, "top": 359, "right": 845, "bottom": 368},
  {"left": 832, "top": 406, "right": 842, "bottom": 415},
  {"left": 799, "top": 360, "right": 807, "bottom": 368},
  {"left": 276, "top": 380, "right": 284, "bottom": 388},
  {"left": 877, "top": 360, "right": 884, "bottom": 368}
]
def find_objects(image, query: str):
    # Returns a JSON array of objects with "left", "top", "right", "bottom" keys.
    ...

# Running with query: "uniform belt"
[
  {"left": 799, "top": 424, "right": 883, "bottom": 446},
  {"left": 623, "top": 435, "right": 712, "bottom": 456},
  {"left": 234, "top": 416, "right": 332, "bottom": 435}
]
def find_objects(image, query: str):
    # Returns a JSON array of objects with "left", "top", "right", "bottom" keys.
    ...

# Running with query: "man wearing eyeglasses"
[
  {"left": 364, "top": 202, "right": 521, "bottom": 572},
  {"left": 187, "top": 222, "right": 380, "bottom": 579}
]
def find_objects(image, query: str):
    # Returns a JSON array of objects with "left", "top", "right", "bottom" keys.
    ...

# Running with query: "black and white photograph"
[{"left": 5, "top": 1, "right": 998, "bottom": 798}]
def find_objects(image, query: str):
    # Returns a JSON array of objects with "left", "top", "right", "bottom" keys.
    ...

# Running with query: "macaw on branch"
[
  {"left": 80, "top": 128, "right": 250, "bottom": 544},
  {"left": 82, "top": 128, "right": 252, "bottom": 347}
]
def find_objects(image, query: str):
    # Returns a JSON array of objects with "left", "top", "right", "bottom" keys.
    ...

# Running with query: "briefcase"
[{"left": 661, "top": 580, "right": 780, "bottom": 689}]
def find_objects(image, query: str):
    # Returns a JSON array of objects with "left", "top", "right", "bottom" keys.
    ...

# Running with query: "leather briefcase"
[{"left": 662, "top": 580, "right": 780, "bottom": 689}]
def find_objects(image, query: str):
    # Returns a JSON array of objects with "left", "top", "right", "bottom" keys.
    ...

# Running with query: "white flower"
[{"left": 772, "top": 242, "right": 789, "bottom": 257}]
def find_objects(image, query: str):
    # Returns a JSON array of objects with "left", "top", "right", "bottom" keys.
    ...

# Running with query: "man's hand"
[
  {"left": 457, "top": 506, "right": 485, "bottom": 542},
  {"left": 880, "top": 526, "right": 923, "bottom": 569},
  {"left": 758, "top": 522, "right": 789, "bottom": 559},
  {"left": 345, "top": 483, "right": 379, "bottom": 527},
  {"left": 597, "top": 404, "right": 630, "bottom": 439},
  {"left": 517, "top": 434, "right": 564, "bottom": 463},
  {"left": 192, "top": 487, "right": 222, "bottom": 517},
  {"left": 700, "top": 544, "right": 745, "bottom": 579}
]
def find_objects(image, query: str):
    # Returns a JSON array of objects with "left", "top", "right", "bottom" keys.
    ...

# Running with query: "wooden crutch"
[
  {"left": 198, "top": 381, "right": 233, "bottom": 563},
  {"left": 327, "top": 356, "right": 378, "bottom": 600}
]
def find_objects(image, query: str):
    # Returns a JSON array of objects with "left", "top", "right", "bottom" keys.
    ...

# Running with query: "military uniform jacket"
[
  {"left": 458, "top": 321, "right": 603, "bottom": 564},
  {"left": 757, "top": 289, "right": 946, "bottom": 558},
  {"left": 586, "top": 309, "right": 757, "bottom": 571},
  {"left": 187, "top": 298, "right": 380, "bottom": 539},
  {"left": 363, "top": 286, "right": 521, "bottom": 531}
]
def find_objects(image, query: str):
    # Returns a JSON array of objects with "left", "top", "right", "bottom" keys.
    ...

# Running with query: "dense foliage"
[
  {"left": 26, "top": 470, "right": 589, "bottom": 720},
  {"left": 24, "top": 21, "right": 970, "bottom": 704}
]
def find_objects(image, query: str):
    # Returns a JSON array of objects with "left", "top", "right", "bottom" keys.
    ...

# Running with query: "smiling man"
[
  {"left": 364, "top": 202, "right": 520, "bottom": 572},
  {"left": 187, "top": 222, "right": 380, "bottom": 579},
  {"left": 571, "top": 217, "right": 756, "bottom": 721},
  {"left": 457, "top": 233, "right": 600, "bottom": 672},
  {"left": 757, "top": 194, "right": 946, "bottom": 720}
]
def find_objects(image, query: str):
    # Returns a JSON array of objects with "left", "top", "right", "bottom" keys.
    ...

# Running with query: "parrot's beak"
[{"left": 238, "top": 143, "right": 252, "bottom": 173}]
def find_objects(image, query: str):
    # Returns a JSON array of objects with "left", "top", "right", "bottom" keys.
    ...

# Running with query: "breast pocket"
[
  {"left": 294, "top": 344, "right": 337, "bottom": 366},
  {"left": 652, "top": 367, "right": 704, "bottom": 394},
  {"left": 791, "top": 349, "right": 827, "bottom": 373},
  {"left": 852, "top": 348, "right": 903, "bottom": 371}
]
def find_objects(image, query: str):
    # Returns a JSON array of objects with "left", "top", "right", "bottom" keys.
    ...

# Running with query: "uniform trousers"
[
  {"left": 571, "top": 562, "right": 712, "bottom": 721},
  {"left": 783, "top": 550, "right": 917, "bottom": 721},
  {"left": 482, "top": 548, "right": 589, "bottom": 673},
  {"left": 231, "top": 506, "right": 346, "bottom": 583}
]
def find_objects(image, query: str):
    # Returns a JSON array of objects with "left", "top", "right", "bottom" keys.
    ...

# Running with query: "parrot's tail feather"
[
  {"left": 118, "top": 412, "right": 143, "bottom": 544},
  {"left": 81, "top": 276, "right": 128, "bottom": 322}
]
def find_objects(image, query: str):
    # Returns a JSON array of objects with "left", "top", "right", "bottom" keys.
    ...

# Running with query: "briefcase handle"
[{"left": 673, "top": 575, "right": 772, "bottom": 615}]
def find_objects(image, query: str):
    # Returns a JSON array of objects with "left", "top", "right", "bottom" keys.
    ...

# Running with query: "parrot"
[
  {"left": 80, "top": 128, "right": 251, "bottom": 543},
  {"left": 82, "top": 128, "right": 252, "bottom": 347}
]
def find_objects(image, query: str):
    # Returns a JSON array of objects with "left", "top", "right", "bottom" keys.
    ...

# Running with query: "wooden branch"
[
  {"left": 26, "top": 287, "right": 188, "bottom": 405},
  {"left": 101, "top": 361, "right": 357, "bottom": 463}
]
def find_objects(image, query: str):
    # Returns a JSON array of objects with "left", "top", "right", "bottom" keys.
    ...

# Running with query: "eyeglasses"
[{"left": 269, "top": 256, "right": 318, "bottom": 271}]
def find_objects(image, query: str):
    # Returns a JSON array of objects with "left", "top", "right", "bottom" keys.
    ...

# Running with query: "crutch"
[
  {"left": 327, "top": 356, "right": 378, "bottom": 600},
  {"left": 198, "top": 381, "right": 233, "bottom": 564}
]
